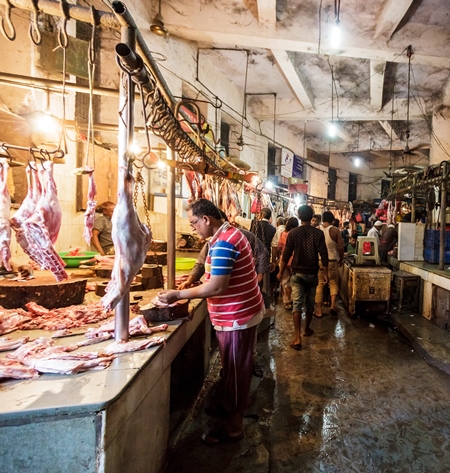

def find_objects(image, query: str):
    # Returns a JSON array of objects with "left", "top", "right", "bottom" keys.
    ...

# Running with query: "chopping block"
[{"left": 136, "top": 264, "right": 164, "bottom": 290}]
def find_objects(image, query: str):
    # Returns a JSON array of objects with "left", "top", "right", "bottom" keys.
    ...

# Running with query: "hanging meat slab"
[
  {"left": 83, "top": 166, "right": 97, "bottom": 245},
  {"left": 0, "top": 158, "right": 12, "bottom": 271},
  {"left": 101, "top": 166, "right": 152, "bottom": 311}
]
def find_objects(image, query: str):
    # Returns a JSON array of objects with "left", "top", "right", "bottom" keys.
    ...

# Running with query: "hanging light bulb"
[
  {"left": 331, "top": 0, "right": 341, "bottom": 48},
  {"left": 328, "top": 122, "right": 336, "bottom": 138},
  {"left": 265, "top": 180, "right": 274, "bottom": 191},
  {"left": 353, "top": 157, "right": 361, "bottom": 167},
  {"left": 331, "top": 21, "right": 340, "bottom": 47}
]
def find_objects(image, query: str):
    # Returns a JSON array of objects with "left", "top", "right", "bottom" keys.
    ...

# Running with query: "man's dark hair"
[
  {"left": 260, "top": 207, "right": 272, "bottom": 220},
  {"left": 285, "top": 217, "right": 299, "bottom": 232},
  {"left": 187, "top": 199, "right": 222, "bottom": 220},
  {"left": 298, "top": 205, "right": 313, "bottom": 222},
  {"left": 312, "top": 214, "right": 321, "bottom": 223},
  {"left": 322, "top": 211, "right": 335, "bottom": 224}
]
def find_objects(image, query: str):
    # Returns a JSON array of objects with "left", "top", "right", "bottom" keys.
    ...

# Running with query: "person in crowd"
[
  {"left": 277, "top": 205, "right": 328, "bottom": 351},
  {"left": 341, "top": 220, "right": 350, "bottom": 245},
  {"left": 311, "top": 214, "right": 321, "bottom": 228},
  {"left": 252, "top": 207, "right": 276, "bottom": 307},
  {"left": 332, "top": 218, "right": 340, "bottom": 228},
  {"left": 345, "top": 234, "right": 358, "bottom": 255},
  {"left": 277, "top": 217, "right": 299, "bottom": 310},
  {"left": 367, "top": 220, "right": 383, "bottom": 245},
  {"left": 271, "top": 216, "right": 286, "bottom": 264},
  {"left": 379, "top": 223, "right": 398, "bottom": 263},
  {"left": 91, "top": 201, "right": 116, "bottom": 256},
  {"left": 158, "top": 199, "right": 264, "bottom": 445},
  {"left": 314, "top": 211, "right": 344, "bottom": 318},
  {"left": 253, "top": 207, "right": 276, "bottom": 254}
]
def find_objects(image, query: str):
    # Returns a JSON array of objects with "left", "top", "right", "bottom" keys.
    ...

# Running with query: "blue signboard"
[{"left": 292, "top": 155, "right": 304, "bottom": 179}]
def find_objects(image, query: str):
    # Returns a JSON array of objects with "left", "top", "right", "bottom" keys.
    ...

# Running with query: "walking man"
[{"left": 278, "top": 205, "right": 328, "bottom": 350}]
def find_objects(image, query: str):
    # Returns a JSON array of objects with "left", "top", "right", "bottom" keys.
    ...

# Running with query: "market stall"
[{"left": 0, "top": 271, "right": 208, "bottom": 473}]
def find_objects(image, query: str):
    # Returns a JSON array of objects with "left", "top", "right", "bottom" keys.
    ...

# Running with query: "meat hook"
[
  {"left": 0, "top": 0, "right": 16, "bottom": 41},
  {"left": 57, "top": 0, "right": 70, "bottom": 50},
  {"left": 28, "top": 0, "right": 42, "bottom": 45}
]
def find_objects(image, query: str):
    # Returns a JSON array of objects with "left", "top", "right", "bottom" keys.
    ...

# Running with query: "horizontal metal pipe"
[
  {"left": 0, "top": 0, "right": 120, "bottom": 29},
  {"left": 0, "top": 71, "right": 120, "bottom": 97}
]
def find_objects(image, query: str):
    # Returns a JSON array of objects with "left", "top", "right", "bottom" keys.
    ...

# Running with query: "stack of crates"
[{"left": 424, "top": 229, "right": 450, "bottom": 263}]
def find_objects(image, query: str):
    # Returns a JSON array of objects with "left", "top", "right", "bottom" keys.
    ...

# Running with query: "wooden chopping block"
[
  {"left": 0, "top": 276, "right": 87, "bottom": 310},
  {"left": 150, "top": 240, "right": 167, "bottom": 252},
  {"left": 95, "top": 268, "right": 113, "bottom": 279},
  {"left": 140, "top": 299, "right": 189, "bottom": 322},
  {"left": 145, "top": 253, "right": 167, "bottom": 266},
  {"left": 95, "top": 281, "right": 143, "bottom": 297},
  {"left": 136, "top": 274, "right": 164, "bottom": 290}
]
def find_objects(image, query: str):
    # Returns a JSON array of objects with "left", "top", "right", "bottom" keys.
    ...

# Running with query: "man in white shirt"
[{"left": 367, "top": 220, "right": 383, "bottom": 245}]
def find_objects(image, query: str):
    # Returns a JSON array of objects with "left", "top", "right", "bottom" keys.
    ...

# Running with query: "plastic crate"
[
  {"left": 424, "top": 229, "right": 450, "bottom": 248},
  {"left": 424, "top": 246, "right": 450, "bottom": 264}
]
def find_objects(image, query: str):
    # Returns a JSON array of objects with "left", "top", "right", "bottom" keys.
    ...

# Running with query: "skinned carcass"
[
  {"left": 83, "top": 166, "right": 97, "bottom": 245},
  {"left": 11, "top": 163, "right": 67, "bottom": 281},
  {"left": 101, "top": 166, "right": 152, "bottom": 311},
  {"left": 0, "top": 158, "right": 11, "bottom": 271}
]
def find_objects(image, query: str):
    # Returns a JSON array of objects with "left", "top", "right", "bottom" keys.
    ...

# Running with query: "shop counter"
[{"left": 0, "top": 289, "right": 208, "bottom": 473}]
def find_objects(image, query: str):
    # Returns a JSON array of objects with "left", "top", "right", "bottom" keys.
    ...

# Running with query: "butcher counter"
[{"left": 0, "top": 270, "right": 210, "bottom": 473}]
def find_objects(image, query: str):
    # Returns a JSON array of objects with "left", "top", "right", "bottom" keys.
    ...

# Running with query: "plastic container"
[
  {"left": 175, "top": 258, "right": 197, "bottom": 271},
  {"left": 59, "top": 251, "right": 99, "bottom": 268}
]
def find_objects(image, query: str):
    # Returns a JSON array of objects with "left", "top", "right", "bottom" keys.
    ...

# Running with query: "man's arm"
[
  {"left": 159, "top": 273, "right": 232, "bottom": 304},
  {"left": 91, "top": 229, "right": 105, "bottom": 255},
  {"left": 178, "top": 243, "right": 208, "bottom": 289}
]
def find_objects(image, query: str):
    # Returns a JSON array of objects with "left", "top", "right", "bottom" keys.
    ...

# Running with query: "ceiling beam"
[
  {"left": 373, "top": 0, "right": 415, "bottom": 40},
  {"left": 253, "top": 97, "right": 427, "bottom": 121},
  {"left": 257, "top": 0, "right": 276, "bottom": 27},
  {"left": 319, "top": 120, "right": 353, "bottom": 143},
  {"left": 271, "top": 49, "right": 314, "bottom": 109},
  {"left": 169, "top": 25, "right": 450, "bottom": 69},
  {"left": 379, "top": 120, "right": 400, "bottom": 142},
  {"left": 370, "top": 61, "right": 386, "bottom": 110}
]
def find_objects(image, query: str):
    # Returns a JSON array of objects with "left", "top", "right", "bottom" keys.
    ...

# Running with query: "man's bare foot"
[{"left": 303, "top": 328, "right": 314, "bottom": 337}]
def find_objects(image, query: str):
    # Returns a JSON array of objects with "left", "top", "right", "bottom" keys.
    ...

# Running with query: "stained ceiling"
[{"left": 158, "top": 0, "right": 450, "bottom": 173}]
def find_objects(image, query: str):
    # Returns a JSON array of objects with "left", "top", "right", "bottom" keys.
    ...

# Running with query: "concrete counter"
[{"left": 0, "top": 284, "right": 209, "bottom": 473}]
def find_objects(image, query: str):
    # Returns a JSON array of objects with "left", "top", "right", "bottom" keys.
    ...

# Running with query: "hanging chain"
[{"left": 133, "top": 170, "right": 151, "bottom": 228}]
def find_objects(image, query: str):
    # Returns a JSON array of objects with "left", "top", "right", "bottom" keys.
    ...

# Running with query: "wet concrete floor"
[{"left": 165, "top": 303, "right": 450, "bottom": 472}]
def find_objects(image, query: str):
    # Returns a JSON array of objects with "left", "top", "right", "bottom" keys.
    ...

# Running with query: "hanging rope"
[{"left": 84, "top": 6, "right": 99, "bottom": 169}]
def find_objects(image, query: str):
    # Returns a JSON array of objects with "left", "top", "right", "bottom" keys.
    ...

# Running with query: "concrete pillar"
[{"left": 430, "top": 107, "right": 450, "bottom": 165}]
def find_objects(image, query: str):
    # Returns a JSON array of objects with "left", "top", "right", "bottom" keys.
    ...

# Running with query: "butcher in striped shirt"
[{"left": 158, "top": 199, "right": 264, "bottom": 445}]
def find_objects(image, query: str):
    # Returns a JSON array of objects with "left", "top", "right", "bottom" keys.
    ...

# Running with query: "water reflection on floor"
[{"left": 166, "top": 303, "right": 450, "bottom": 473}]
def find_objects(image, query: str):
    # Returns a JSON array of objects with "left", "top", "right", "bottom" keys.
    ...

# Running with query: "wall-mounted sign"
[
  {"left": 292, "top": 155, "right": 304, "bottom": 179},
  {"left": 281, "top": 148, "right": 294, "bottom": 178}
]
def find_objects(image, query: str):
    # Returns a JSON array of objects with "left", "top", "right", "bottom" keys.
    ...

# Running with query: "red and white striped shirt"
[{"left": 205, "top": 222, "right": 264, "bottom": 328}]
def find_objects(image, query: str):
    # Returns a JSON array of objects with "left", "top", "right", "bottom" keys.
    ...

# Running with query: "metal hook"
[
  {"left": 28, "top": 0, "right": 41, "bottom": 45},
  {"left": 0, "top": 0, "right": 16, "bottom": 41},
  {"left": 57, "top": 0, "right": 70, "bottom": 49}
]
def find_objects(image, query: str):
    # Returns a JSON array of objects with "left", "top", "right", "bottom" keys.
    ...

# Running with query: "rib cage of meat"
[
  {"left": 101, "top": 166, "right": 152, "bottom": 311},
  {"left": 0, "top": 158, "right": 11, "bottom": 271},
  {"left": 11, "top": 162, "right": 67, "bottom": 281},
  {"left": 38, "top": 161, "right": 62, "bottom": 244},
  {"left": 83, "top": 167, "right": 97, "bottom": 245}
]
